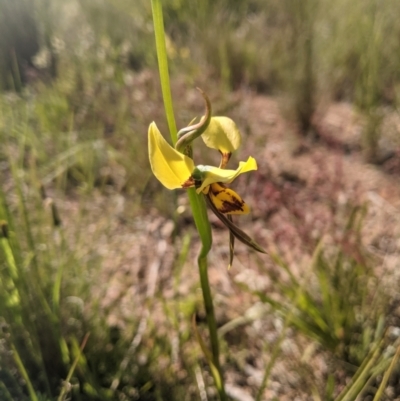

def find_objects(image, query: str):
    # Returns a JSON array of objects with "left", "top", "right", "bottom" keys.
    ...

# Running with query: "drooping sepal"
[
  {"left": 205, "top": 194, "right": 267, "bottom": 255},
  {"left": 228, "top": 216, "right": 235, "bottom": 270}
]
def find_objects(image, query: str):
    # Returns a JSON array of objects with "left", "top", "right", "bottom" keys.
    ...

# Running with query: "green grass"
[{"left": 253, "top": 206, "right": 385, "bottom": 359}]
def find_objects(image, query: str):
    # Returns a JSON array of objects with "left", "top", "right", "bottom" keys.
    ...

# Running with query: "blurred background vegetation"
[{"left": 2, "top": 0, "right": 400, "bottom": 400}]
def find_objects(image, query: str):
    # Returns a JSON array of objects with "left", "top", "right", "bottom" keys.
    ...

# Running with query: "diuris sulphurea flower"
[{"left": 148, "top": 89, "right": 266, "bottom": 266}]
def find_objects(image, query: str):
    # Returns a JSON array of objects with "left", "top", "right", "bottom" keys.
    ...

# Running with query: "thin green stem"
[
  {"left": 151, "top": 2, "right": 226, "bottom": 399},
  {"left": 198, "top": 255, "right": 219, "bottom": 360},
  {"left": 11, "top": 344, "right": 38, "bottom": 401},
  {"left": 58, "top": 333, "right": 90, "bottom": 401},
  {"left": 187, "top": 188, "right": 212, "bottom": 250},
  {"left": 151, "top": 0, "right": 178, "bottom": 144},
  {"left": 188, "top": 190, "right": 226, "bottom": 400},
  {"left": 372, "top": 342, "right": 400, "bottom": 401}
]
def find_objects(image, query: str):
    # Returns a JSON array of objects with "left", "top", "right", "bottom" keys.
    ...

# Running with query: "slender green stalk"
[
  {"left": 335, "top": 338, "right": 384, "bottom": 401},
  {"left": 10, "top": 344, "right": 38, "bottom": 401},
  {"left": 187, "top": 189, "right": 218, "bottom": 355},
  {"left": 58, "top": 333, "right": 90, "bottom": 401},
  {"left": 0, "top": 381, "right": 14, "bottom": 401},
  {"left": 151, "top": 0, "right": 178, "bottom": 144},
  {"left": 151, "top": 1, "right": 226, "bottom": 399},
  {"left": 372, "top": 342, "right": 400, "bottom": 401}
]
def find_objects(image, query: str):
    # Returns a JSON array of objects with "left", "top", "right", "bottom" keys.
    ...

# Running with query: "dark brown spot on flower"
[
  {"left": 182, "top": 177, "right": 195, "bottom": 188},
  {"left": 220, "top": 195, "right": 246, "bottom": 214},
  {"left": 209, "top": 183, "right": 247, "bottom": 214}
]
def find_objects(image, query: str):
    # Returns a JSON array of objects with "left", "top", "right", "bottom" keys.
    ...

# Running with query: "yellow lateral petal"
[
  {"left": 201, "top": 116, "right": 242, "bottom": 153},
  {"left": 196, "top": 156, "right": 257, "bottom": 193},
  {"left": 148, "top": 122, "right": 195, "bottom": 190},
  {"left": 208, "top": 183, "right": 250, "bottom": 215}
]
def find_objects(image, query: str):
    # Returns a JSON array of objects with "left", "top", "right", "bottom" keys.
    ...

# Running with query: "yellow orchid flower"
[
  {"left": 148, "top": 89, "right": 266, "bottom": 264},
  {"left": 148, "top": 121, "right": 257, "bottom": 215}
]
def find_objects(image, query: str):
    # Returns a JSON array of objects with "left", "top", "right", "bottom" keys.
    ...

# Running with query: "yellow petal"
[
  {"left": 148, "top": 122, "right": 195, "bottom": 190},
  {"left": 208, "top": 183, "right": 250, "bottom": 215},
  {"left": 201, "top": 116, "right": 242, "bottom": 153},
  {"left": 195, "top": 156, "right": 257, "bottom": 193}
]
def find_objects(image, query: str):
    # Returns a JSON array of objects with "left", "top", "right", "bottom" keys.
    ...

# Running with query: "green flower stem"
[
  {"left": 151, "top": 0, "right": 178, "bottom": 144},
  {"left": 187, "top": 190, "right": 226, "bottom": 401},
  {"left": 151, "top": 1, "right": 226, "bottom": 399}
]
